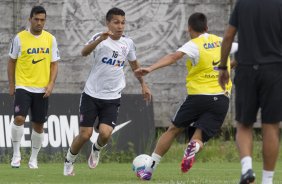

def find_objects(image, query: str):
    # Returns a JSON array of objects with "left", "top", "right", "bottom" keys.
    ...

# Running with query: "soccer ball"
[{"left": 132, "top": 154, "right": 151, "bottom": 173}]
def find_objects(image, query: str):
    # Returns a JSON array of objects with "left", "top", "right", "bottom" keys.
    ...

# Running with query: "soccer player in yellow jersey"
[
  {"left": 134, "top": 12, "right": 238, "bottom": 180},
  {"left": 7, "top": 6, "right": 60, "bottom": 169}
]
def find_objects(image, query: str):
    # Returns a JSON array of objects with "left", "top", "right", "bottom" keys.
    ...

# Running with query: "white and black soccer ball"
[{"left": 132, "top": 154, "right": 151, "bottom": 173}]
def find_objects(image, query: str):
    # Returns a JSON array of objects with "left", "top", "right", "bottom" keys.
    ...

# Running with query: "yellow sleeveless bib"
[
  {"left": 186, "top": 34, "right": 232, "bottom": 95},
  {"left": 16, "top": 30, "right": 53, "bottom": 87}
]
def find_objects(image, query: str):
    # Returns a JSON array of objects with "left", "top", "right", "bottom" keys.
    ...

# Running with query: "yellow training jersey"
[
  {"left": 185, "top": 34, "right": 232, "bottom": 95},
  {"left": 15, "top": 30, "right": 54, "bottom": 88}
]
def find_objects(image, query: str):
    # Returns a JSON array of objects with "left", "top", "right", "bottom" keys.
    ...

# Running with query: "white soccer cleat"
[
  {"left": 88, "top": 147, "right": 100, "bottom": 169},
  {"left": 11, "top": 156, "right": 21, "bottom": 168},
  {"left": 28, "top": 159, "right": 38, "bottom": 169},
  {"left": 64, "top": 160, "right": 75, "bottom": 176}
]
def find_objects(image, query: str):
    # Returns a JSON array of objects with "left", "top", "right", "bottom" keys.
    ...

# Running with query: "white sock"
[
  {"left": 29, "top": 130, "right": 44, "bottom": 162},
  {"left": 262, "top": 170, "right": 274, "bottom": 184},
  {"left": 149, "top": 153, "right": 162, "bottom": 171},
  {"left": 66, "top": 148, "right": 78, "bottom": 163},
  {"left": 241, "top": 156, "right": 252, "bottom": 174},
  {"left": 11, "top": 123, "right": 24, "bottom": 158},
  {"left": 151, "top": 153, "right": 161, "bottom": 164},
  {"left": 195, "top": 142, "right": 201, "bottom": 153}
]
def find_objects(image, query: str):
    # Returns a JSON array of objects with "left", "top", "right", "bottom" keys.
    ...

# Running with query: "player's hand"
[
  {"left": 9, "top": 84, "right": 15, "bottom": 96},
  {"left": 230, "top": 60, "right": 237, "bottom": 69},
  {"left": 99, "top": 31, "right": 114, "bottom": 41},
  {"left": 218, "top": 70, "right": 230, "bottom": 91},
  {"left": 141, "top": 83, "right": 152, "bottom": 104},
  {"left": 43, "top": 82, "right": 54, "bottom": 98},
  {"left": 134, "top": 67, "right": 152, "bottom": 77}
]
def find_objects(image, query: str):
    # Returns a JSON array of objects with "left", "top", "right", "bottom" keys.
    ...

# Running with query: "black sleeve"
[{"left": 229, "top": 1, "right": 239, "bottom": 28}]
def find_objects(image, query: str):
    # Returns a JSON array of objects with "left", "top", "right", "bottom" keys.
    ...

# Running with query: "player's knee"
[
  {"left": 167, "top": 125, "right": 182, "bottom": 136},
  {"left": 79, "top": 131, "right": 92, "bottom": 141},
  {"left": 14, "top": 116, "right": 25, "bottom": 125},
  {"left": 99, "top": 129, "right": 112, "bottom": 140},
  {"left": 98, "top": 124, "right": 113, "bottom": 139}
]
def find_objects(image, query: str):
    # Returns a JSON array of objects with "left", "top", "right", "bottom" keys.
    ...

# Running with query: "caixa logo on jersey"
[
  {"left": 203, "top": 40, "right": 222, "bottom": 49},
  {"left": 101, "top": 57, "right": 125, "bottom": 67},
  {"left": 27, "top": 47, "right": 50, "bottom": 54}
]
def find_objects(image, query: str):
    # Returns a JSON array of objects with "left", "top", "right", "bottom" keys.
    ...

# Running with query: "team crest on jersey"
[
  {"left": 15, "top": 105, "right": 20, "bottom": 113},
  {"left": 121, "top": 46, "right": 127, "bottom": 56},
  {"left": 27, "top": 48, "right": 49, "bottom": 54}
]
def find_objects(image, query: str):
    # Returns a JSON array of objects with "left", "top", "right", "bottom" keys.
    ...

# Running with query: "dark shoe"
[{"left": 239, "top": 169, "right": 255, "bottom": 184}]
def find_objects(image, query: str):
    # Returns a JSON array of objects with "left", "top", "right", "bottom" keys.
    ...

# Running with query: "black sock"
[
  {"left": 93, "top": 143, "right": 100, "bottom": 151},
  {"left": 65, "top": 158, "right": 70, "bottom": 163},
  {"left": 150, "top": 161, "right": 156, "bottom": 169},
  {"left": 69, "top": 148, "right": 77, "bottom": 155}
]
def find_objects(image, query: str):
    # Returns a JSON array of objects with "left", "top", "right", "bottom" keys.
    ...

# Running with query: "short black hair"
[
  {"left": 106, "top": 7, "right": 125, "bottom": 22},
  {"left": 188, "top": 12, "right": 207, "bottom": 33},
  {"left": 30, "top": 6, "right": 46, "bottom": 18}
]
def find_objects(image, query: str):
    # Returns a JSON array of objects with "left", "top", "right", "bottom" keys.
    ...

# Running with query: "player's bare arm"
[
  {"left": 44, "top": 62, "right": 58, "bottom": 98},
  {"left": 219, "top": 25, "right": 237, "bottom": 90},
  {"left": 7, "top": 57, "right": 16, "bottom": 96},
  {"left": 129, "top": 60, "right": 152, "bottom": 102},
  {"left": 81, "top": 31, "right": 113, "bottom": 56},
  {"left": 134, "top": 51, "right": 184, "bottom": 77}
]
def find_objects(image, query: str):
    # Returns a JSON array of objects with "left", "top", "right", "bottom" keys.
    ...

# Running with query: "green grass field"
[
  {"left": 1, "top": 162, "right": 282, "bottom": 184},
  {"left": 1, "top": 140, "right": 282, "bottom": 183}
]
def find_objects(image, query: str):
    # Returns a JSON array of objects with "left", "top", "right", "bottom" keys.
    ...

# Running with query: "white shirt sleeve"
[
  {"left": 86, "top": 33, "right": 102, "bottom": 45},
  {"left": 219, "top": 37, "right": 238, "bottom": 54},
  {"left": 177, "top": 41, "right": 199, "bottom": 59},
  {"left": 52, "top": 36, "right": 60, "bottom": 62},
  {"left": 127, "top": 39, "right": 137, "bottom": 62},
  {"left": 230, "top": 42, "right": 238, "bottom": 54},
  {"left": 177, "top": 41, "right": 199, "bottom": 66},
  {"left": 9, "top": 35, "right": 20, "bottom": 59}
]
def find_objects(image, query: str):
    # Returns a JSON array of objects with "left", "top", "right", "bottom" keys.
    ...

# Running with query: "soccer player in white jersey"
[
  {"left": 135, "top": 12, "right": 238, "bottom": 180},
  {"left": 63, "top": 7, "right": 151, "bottom": 176},
  {"left": 7, "top": 6, "right": 60, "bottom": 169}
]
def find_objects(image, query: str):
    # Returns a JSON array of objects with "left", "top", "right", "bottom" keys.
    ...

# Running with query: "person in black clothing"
[{"left": 219, "top": 0, "right": 282, "bottom": 184}]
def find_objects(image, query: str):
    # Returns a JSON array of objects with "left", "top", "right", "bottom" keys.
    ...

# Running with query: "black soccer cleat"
[{"left": 239, "top": 169, "right": 255, "bottom": 184}]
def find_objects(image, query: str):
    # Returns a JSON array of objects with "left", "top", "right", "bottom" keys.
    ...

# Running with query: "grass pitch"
[{"left": 0, "top": 162, "right": 282, "bottom": 184}]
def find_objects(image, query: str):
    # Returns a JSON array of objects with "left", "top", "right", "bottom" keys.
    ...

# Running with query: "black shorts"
[
  {"left": 14, "top": 89, "right": 48, "bottom": 123},
  {"left": 79, "top": 92, "right": 120, "bottom": 129},
  {"left": 234, "top": 64, "right": 282, "bottom": 124},
  {"left": 172, "top": 95, "right": 229, "bottom": 142}
]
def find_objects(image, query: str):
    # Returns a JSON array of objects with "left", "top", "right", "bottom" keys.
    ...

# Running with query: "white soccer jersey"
[{"left": 84, "top": 33, "right": 137, "bottom": 100}]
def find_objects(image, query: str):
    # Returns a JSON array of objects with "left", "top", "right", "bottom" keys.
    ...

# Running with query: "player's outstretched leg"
[{"left": 181, "top": 140, "right": 196, "bottom": 173}]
